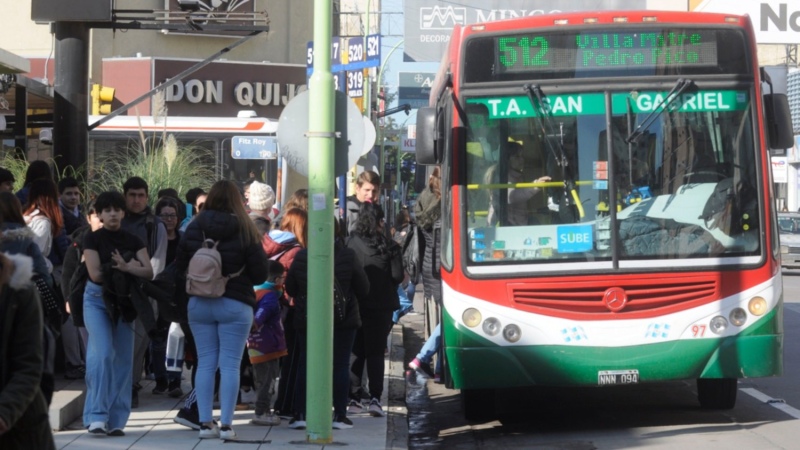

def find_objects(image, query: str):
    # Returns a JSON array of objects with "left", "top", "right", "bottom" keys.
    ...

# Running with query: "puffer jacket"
[
  {"left": 345, "top": 234, "right": 403, "bottom": 312},
  {"left": 177, "top": 210, "right": 268, "bottom": 307},
  {"left": 262, "top": 230, "right": 301, "bottom": 274},
  {"left": 285, "top": 243, "right": 370, "bottom": 330},
  {"left": 0, "top": 252, "right": 56, "bottom": 450},
  {"left": 0, "top": 223, "right": 50, "bottom": 281}
]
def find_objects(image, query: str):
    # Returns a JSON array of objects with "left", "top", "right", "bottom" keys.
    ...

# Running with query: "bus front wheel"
[
  {"left": 461, "top": 388, "right": 495, "bottom": 421},
  {"left": 697, "top": 378, "right": 737, "bottom": 409}
]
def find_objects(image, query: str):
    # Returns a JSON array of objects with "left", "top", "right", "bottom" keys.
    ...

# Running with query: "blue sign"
[
  {"left": 557, "top": 224, "right": 594, "bottom": 253},
  {"left": 307, "top": 34, "right": 381, "bottom": 76},
  {"left": 231, "top": 136, "right": 278, "bottom": 160}
]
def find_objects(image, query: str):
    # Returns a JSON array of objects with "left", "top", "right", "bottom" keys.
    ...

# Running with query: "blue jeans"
[
  {"left": 392, "top": 284, "right": 414, "bottom": 323},
  {"left": 188, "top": 296, "right": 253, "bottom": 425},
  {"left": 82, "top": 281, "right": 135, "bottom": 430},
  {"left": 416, "top": 323, "right": 441, "bottom": 368}
]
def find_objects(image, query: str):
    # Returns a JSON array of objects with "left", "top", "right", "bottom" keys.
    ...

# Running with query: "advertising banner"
[
  {"left": 773, "top": 156, "right": 788, "bottom": 183},
  {"left": 403, "top": 0, "right": 648, "bottom": 62},
  {"left": 694, "top": 0, "right": 800, "bottom": 44}
]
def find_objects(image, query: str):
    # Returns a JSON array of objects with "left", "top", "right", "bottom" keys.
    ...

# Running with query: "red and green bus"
[{"left": 414, "top": 10, "right": 794, "bottom": 419}]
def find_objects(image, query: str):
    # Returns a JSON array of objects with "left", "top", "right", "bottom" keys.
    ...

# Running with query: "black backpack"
[{"left": 401, "top": 225, "right": 424, "bottom": 280}]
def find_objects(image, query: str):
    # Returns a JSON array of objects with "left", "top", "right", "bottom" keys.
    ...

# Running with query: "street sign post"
[{"left": 231, "top": 136, "right": 278, "bottom": 159}]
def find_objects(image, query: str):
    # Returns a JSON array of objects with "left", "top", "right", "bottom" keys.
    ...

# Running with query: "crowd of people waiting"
[{"left": 0, "top": 161, "right": 443, "bottom": 446}]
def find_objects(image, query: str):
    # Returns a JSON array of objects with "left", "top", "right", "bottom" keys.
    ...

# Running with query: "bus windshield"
[{"left": 464, "top": 88, "right": 760, "bottom": 267}]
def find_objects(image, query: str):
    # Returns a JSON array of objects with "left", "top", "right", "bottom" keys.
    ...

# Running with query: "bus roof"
[
  {"left": 88, "top": 115, "right": 279, "bottom": 134},
  {"left": 467, "top": 10, "right": 749, "bottom": 31}
]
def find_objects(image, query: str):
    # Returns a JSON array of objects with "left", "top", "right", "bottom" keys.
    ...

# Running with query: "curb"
[
  {"left": 386, "top": 323, "right": 408, "bottom": 450},
  {"left": 49, "top": 380, "right": 85, "bottom": 431}
]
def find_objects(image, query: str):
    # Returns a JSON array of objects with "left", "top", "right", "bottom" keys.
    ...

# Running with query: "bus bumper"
[{"left": 444, "top": 310, "right": 783, "bottom": 390}]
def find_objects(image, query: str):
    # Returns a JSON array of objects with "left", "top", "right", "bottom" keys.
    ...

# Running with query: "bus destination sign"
[{"left": 495, "top": 29, "right": 719, "bottom": 73}]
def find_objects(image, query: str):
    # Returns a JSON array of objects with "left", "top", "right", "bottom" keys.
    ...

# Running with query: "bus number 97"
[{"left": 691, "top": 324, "right": 706, "bottom": 337}]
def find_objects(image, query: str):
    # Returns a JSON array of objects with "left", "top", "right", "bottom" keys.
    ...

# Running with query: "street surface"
[{"left": 402, "top": 272, "right": 800, "bottom": 449}]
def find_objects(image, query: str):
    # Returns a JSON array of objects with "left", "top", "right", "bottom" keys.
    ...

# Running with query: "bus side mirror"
[
  {"left": 763, "top": 93, "right": 794, "bottom": 150},
  {"left": 416, "top": 107, "right": 440, "bottom": 165}
]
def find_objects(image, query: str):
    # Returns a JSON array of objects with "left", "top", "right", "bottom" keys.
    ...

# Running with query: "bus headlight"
[
  {"left": 709, "top": 316, "right": 728, "bottom": 335},
  {"left": 729, "top": 308, "right": 747, "bottom": 327},
  {"left": 781, "top": 245, "right": 789, "bottom": 254},
  {"left": 482, "top": 317, "right": 501, "bottom": 336},
  {"left": 503, "top": 324, "right": 522, "bottom": 343},
  {"left": 462, "top": 308, "right": 482, "bottom": 328},
  {"left": 748, "top": 297, "right": 767, "bottom": 316}
]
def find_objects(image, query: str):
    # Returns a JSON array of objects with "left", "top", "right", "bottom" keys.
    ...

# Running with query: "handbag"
[
  {"left": 332, "top": 278, "right": 347, "bottom": 325},
  {"left": 33, "top": 274, "right": 63, "bottom": 320},
  {"left": 296, "top": 280, "right": 348, "bottom": 326}
]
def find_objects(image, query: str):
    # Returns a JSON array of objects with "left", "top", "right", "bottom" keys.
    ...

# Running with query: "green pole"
[{"left": 307, "top": 0, "right": 335, "bottom": 442}]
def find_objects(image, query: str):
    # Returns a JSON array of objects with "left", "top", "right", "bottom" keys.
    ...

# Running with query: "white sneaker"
[
  {"left": 87, "top": 421, "right": 107, "bottom": 435},
  {"left": 332, "top": 415, "right": 354, "bottom": 429},
  {"left": 199, "top": 424, "right": 219, "bottom": 439},
  {"left": 368, "top": 398, "right": 385, "bottom": 417},
  {"left": 288, "top": 414, "right": 306, "bottom": 429},
  {"left": 251, "top": 413, "right": 281, "bottom": 426},
  {"left": 219, "top": 426, "right": 237, "bottom": 440},
  {"left": 348, "top": 398, "right": 363, "bottom": 413}
]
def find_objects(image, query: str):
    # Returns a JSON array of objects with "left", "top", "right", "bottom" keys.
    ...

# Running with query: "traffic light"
[{"left": 91, "top": 84, "right": 115, "bottom": 115}]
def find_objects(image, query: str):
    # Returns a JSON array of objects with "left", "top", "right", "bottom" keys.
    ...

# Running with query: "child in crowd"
[{"left": 248, "top": 260, "right": 288, "bottom": 426}]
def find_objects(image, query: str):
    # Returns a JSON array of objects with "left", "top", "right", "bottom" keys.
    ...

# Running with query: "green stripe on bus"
[
  {"left": 442, "top": 308, "right": 782, "bottom": 390},
  {"left": 467, "top": 90, "right": 748, "bottom": 119}
]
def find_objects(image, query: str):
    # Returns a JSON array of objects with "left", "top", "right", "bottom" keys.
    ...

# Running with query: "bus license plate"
[{"left": 598, "top": 370, "right": 639, "bottom": 385}]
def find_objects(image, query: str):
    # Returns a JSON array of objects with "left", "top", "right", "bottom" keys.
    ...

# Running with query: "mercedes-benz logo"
[{"left": 603, "top": 287, "right": 628, "bottom": 312}]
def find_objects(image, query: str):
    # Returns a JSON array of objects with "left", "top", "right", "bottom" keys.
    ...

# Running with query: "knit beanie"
[{"left": 248, "top": 180, "right": 275, "bottom": 211}]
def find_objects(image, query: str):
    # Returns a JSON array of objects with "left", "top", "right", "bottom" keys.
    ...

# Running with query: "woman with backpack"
[{"left": 177, "top": 180, "right": 268, "bottom": 441}]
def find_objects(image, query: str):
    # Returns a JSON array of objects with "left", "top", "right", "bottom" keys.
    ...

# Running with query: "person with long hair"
[
  {"left": 409, "top": 167, "right": 445, "bottom": 381},
  {"left": 22, "top": 179, "right": 64, "bottom": 275},
  {"left": 272, "top": 189, "right": 308, "bottom": 229},
  {"left": 15, "top": 160, "right": 52, "bottom": 206},
  {"left": 345, "top": 202, "right": 403, "bottom": 418},
  {"left": 285, "top": 218, "right": 369, "bottom": 429},
  {"left": 264, "top": 207, "right": 307, "bottom": 420},
  {"left": 0, "top": 210, "right": 57, "bottom": 449},
  {"left": 0, "top": 192, "right": 50, "bottom": 280},
  {"left": 176, "top": 180, "right": 268, "bottom": 440}
]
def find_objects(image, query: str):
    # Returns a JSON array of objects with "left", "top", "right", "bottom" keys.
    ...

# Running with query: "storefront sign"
[{"left": 154, "top": 60, "right": 307, "bottom": 118}]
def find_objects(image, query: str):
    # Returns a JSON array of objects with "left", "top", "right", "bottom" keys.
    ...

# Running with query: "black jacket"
[
  {"left": 177, "top": 210, "right": 269, "bottom": 307},
  {"left": 0, "top": 253, "right": 56, "bottom": 450},
  {"left": 285, "top": 243, "right": 370, "bottom": 330},
  {"left": 61, "top": 226, "right": 89, "bottom": 327},
  {"left": 100, "top": 258, "right": 156, "bottom": 334},
  {"left": 421, "top": 220, "right": 442, "bottom": 304},
  {"left": 345, "top": 234, "right": 404, "bottom": 312}
]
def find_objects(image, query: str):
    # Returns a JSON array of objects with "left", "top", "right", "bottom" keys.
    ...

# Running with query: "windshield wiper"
[
  {"left": 523, "top": 84, "right": 585, "bottom": 218},
  {"left": 625, "top": 78, "right": 695, "bottom": 144}
]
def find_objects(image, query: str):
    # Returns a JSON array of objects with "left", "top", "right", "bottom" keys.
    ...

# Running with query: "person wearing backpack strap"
[{"left": 177, "top": 180, "right": 268, "bottom": 440}]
